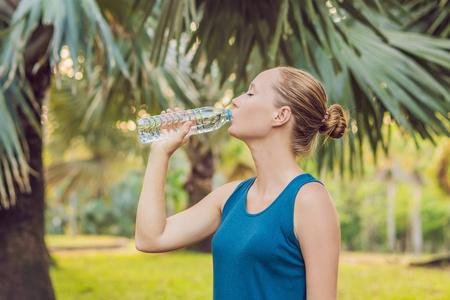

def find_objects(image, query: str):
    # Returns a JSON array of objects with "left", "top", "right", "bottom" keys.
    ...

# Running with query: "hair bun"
[{"left": 319, "top": 104, "right": 348, "bottom": 139}]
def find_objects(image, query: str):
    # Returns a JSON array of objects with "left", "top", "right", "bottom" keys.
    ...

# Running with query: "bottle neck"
[{"left": 225, "top": 109, "right": 232, "bottom": 122}]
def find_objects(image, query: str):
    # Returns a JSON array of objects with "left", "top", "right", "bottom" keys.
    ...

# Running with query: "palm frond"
[
  {"left": 2, "top": 0, "right": 450, "bottom": 208},
  {"left": 147, "top": 0, "right": 450, "bottom": 177},
  {"left": 0, "top": 0, "right": 130, "bottom": 209}
]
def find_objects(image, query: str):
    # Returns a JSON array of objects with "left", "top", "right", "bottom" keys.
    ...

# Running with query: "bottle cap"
[{"left": 225, "top": 109, "right": 232, "bottom": 122}]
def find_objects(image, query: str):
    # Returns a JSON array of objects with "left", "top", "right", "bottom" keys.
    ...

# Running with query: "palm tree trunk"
[
  {"left": 183, "top": 136, "right": 215, "bottom": 253},
  {"left": 0, "top": 68, "right": 54, "bottom": 298},
  {"left": 69, "top": 192, "right": 78, "bottom": 237},
  {"left": 386, "top": 176, "right": 396, "bottom": 252},
  {"left": 0, "top": 26, "right": 55, "bottom": 299},
  {"left": 410, "top": 171, "right": 423, "bottom": 255}
]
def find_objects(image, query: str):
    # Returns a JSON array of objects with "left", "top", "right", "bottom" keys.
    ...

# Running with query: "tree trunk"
[
  {"left": 386, "top": 177, "right": 396, "bottom": 252},
  {"left": 183, "top": 136, "right": 215, "bottom": 253},
  {"left": 0, "top": 65, "right": 54, "bottom": 299},
  {"left": 0, "top": 26, "right": 55, "bottom": 299},
  {"left": 410, "top": 171, "right": 423, "bottom": 255},
  {"left": 361, "top": 195, "right": 372, "bottom": 251},
  {"left": 69, "top": 192, "right": 78, "bottom": 237}
]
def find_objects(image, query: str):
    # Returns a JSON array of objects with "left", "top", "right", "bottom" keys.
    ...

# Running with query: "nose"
[{"left": 231, "top": 97, "right": 239, "bottom": 108}]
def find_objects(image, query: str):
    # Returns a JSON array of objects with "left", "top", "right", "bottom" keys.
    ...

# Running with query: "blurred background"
[{"left": 0, "top": 0, "right": 449, "bottom": 299}]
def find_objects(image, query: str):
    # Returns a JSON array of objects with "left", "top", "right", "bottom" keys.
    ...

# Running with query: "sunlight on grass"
[
  {"left": 46, "top": 234, "right": 128, "bottom": 248},
  {"left": 50, "top": 248, "right": 450, "bottom": 300},
  {"left": 338, "top": 263, "right": 449, "bottom": 299},
  {"left": 51, "top": 250, "right": 213, "bottom": 300}
]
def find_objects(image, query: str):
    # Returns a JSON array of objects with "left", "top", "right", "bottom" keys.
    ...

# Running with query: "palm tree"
[
  {"left": 0, "top": 1, "right": 165, "bottom": 298},
  {"left": 1, "top": 0, "right": 449, "bottom": 297}
]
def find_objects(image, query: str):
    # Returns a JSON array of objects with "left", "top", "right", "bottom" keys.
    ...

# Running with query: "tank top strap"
[
  {"left": 286, "top": 173, "right": 324, "bottom": 197},
  {"left": 221, "top": 178, "right": 254, "bottom": 220},
  {"left": 283, "top": 173, "right": 325, "bottom": 211}
]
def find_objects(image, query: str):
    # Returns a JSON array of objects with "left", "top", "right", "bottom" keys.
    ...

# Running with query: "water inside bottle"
[{"left": 137, "top": 107, "right": 232, "bottom": 144}]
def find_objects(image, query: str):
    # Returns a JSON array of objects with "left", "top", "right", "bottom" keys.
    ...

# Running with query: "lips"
[{"left": 229, "top": 111, "right": 235, "bottom": 122}]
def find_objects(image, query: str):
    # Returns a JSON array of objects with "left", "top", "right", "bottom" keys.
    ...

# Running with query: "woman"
[{"left": 135, "top": 66, "right": 347, "bottom": 300}]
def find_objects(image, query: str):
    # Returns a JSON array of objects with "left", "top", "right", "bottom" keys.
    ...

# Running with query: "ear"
[{"left": 272, "top": 106, "right": 292, "bottom": 127}]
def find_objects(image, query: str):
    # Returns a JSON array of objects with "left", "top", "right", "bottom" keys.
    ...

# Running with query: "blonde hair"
[{"left": 273, "top": 66, "right": 349, "bottom": 157}]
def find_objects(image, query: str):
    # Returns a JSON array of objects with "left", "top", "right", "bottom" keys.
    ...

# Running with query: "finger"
[
  {"left": 173, "top": 107, "right": 182, "bottom": 128},
  {"left": 160, "top": 110, "right": 168, "bottom": 129},
  {"left": 185, "top": 108, "right": 195, "bottom": 125},
  {"left": 175, "top": 108, "right": 186, "bottom": 129},
  {"left": 166, "top": 108, "right": 174, "bottom": 130},
  {"left": 175, "top": 123, "right": 187, "bottom": 141},
  {"left": 183, "top": 120, "right": 191, "bottom": 131},
  {"left": 170, "top": 109, "right": 179, "bottom": 131},
  {"left": 181, "top": 125, "right": 191, "bottom": 144},
  {"left": 182, "top": 134, "right": 190, "bottom": 145},
  {"left": 171, "top": 109, "right": 180, "bottom": 130},
  {"left": 181, "top": 121, "right": 192, "bottom": 136}
]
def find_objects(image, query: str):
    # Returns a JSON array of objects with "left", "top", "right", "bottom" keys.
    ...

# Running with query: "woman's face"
[{"left": 228, "top": 68, "right": 289, "bottom": 140}]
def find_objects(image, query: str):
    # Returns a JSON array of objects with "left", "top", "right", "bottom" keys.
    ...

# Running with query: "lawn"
[{"left": 48, "top": 236, "right": 450, "bottom": 300}]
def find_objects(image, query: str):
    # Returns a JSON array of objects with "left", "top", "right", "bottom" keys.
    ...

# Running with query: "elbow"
[
  {"left": 135, "top": 240, "right": 149, "bottom": 252},
  {"left": 135, "top": 237, "right": 163, "bottom": 253},
  {"left": 135, "top": 239, "right": 156, "bottom": 253},
  {"left": 134, "top": 232, "right": 149, "bottom": 252},
  {"left": 134, "top": 229, "right": 152, "bottom": 252}
]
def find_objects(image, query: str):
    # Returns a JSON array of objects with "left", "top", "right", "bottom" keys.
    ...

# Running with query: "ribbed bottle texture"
[{"left": 137, "top": 106, "right": 232, "bottom": 144}]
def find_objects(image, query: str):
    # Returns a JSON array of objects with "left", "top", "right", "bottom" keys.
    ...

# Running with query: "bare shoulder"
[
  {"left": 296, "top": 181, "right": 332, "bottom": 208},
  {"left": 217, "top": 180, "right": 245, "bottom": 213},
  {"left": 293, "top": 181, "right": 339, "bottom": 240},
  {"left": 293, "top": 181, "right": 340, "bottom": 299}
]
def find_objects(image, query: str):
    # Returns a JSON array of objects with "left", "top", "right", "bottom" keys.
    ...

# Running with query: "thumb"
[
  {"left": 181, "top": 122, "right": 192, "bottom": 144},
  {"left": 181, "top": 121, "right": 191, "bottom": 135}
]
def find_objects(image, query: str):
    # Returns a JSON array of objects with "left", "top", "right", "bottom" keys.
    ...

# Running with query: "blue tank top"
[{"left": 211, "top": 172, "right": 324, "bottom": 300}]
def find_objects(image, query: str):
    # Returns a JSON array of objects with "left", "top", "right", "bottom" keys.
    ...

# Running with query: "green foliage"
[
  {"left": 46, "top": 204, "right": 66, "bottom": 234},
  {"left": 422, "top": 187, "right": 450, "bottom": 253},
  {"left": 45, "top": 163, "right": 191, "bottom": 237},
  {"left": 395, "top": 184, "right": 413, "bottom": 247},
  {"left": 76, "top": 170, "right": 143, "bottom": 237},
  {"left": 80, "top": 198, "right": 117, "bottom": 235},
  {"left": 2, "top": 0, "right": 450, "bottom": 208},
  {"left": 338, "top": 195, "right": 362, "bottom": 251}
]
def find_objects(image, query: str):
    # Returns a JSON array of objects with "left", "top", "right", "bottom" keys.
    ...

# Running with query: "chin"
[{"left": 227, "top": 126, "right": 237, "bottom": 138}]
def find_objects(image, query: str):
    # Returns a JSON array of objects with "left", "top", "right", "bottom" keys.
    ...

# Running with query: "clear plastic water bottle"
[{"left": 137, "top": 106, "right": 232, "bottom": 144}]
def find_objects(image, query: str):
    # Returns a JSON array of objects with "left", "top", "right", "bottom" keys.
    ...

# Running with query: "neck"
[{"left": 245, "top": 133, "right": 304, "bottom": 196}]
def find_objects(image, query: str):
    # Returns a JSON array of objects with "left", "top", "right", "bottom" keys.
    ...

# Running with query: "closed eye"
[{"left": 246, "top": 93, "right": 254, "bottom": 97}]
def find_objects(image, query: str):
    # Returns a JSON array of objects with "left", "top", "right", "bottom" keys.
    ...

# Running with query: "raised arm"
[
  {"left": 134, "top": 107, "right": 242, "bottom": 252},
  {"left": 135, "top": 147, "right": 242, "bottom": 253}
]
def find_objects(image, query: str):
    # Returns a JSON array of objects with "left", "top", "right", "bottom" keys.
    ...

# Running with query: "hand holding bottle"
[
  {"left": 137, "top": 105, "right": 231, "bottom": 145},
  {"left": 150, "top": 107, "right": 195, "bottom": 157}
]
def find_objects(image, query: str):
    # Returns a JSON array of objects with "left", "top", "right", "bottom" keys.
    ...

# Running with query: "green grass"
[
  {"left": 45, "top": 234, "right": 128, "bottom": 249},
  {"left": 338, "top": 264, "right": 449, "bottom": 300},
  {"left": 51, "top": 250, "right": 213, "bottom": 300},
  {"left": 48, "top": 236, "right": 450, "bottom": 300}
]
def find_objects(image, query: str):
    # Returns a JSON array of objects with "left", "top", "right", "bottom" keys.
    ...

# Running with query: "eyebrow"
[{"left": 249, "top": 82, "right": 256, "bottom": 91}]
